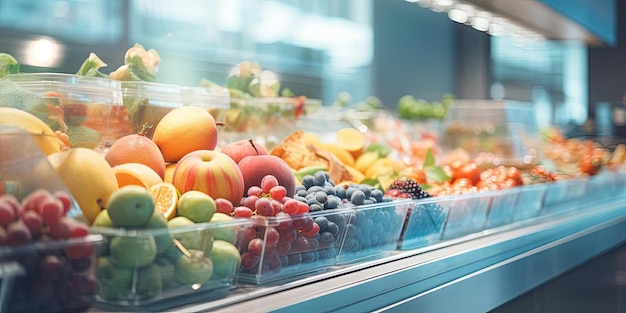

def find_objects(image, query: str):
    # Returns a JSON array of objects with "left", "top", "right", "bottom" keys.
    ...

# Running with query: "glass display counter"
[{"left": 89, "top": 188, "right": 626, "bottom": 312}]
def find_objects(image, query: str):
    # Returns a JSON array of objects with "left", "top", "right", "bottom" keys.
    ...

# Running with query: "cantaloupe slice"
[{"left": 112, "top": 163, "right": 163, "bottom": 189}]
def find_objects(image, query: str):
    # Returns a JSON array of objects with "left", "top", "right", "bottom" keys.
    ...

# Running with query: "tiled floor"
[{"left": 492, "top": 242, "right": 626, "bottom": 313}]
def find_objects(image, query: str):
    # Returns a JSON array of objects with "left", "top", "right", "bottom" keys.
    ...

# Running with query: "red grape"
[
  {"left": 53, "top": 190, "right": 72, "bottom": 215},
  {"left": 215, "top": 198, "right": 234, "bottom": 214},
  {"left": 47, "top": 218, "right": 70, "bottom": 239},
  {"left": 282, "top": 199, "right": 300, "bottom": 215},
  {"left": 301, "top": 222, "right": 321, "bottom": 238},
  {"left": 233, "top": 206, "right": 254, "bottom": 218},
  {"left": 241, "top": 252, "right": 260, "bottom": 269},
  {"left": 297, "top": 202, "right": 309, "bottom": 214},
  {"left": 275, "top": 212, "right": 293, "bottom": 231},
  {"left": 240, "top": 195, "right": 258, "bottom": 210},
  {"left": 64, "top": 217, "right": 89, "bottom": 238},
  {"left": 255, "top": 197, "right": 274, "bottom": 216},
  {"left": 275, "top": 241, "right": 291, "bottom": 254},
  {"left": 65, "top": 244, "right": 95, "bottom": 260},
  {"left": 6, "top": 220, "right": 32, "bottom": 245},
  {"left": 247, "top": 186, "right": 263, "bottom": 197},
  {"left": 270, "top": 199, "right": 282, "bottom": 215},
  {"left": 40, "top": 254, "right": 64, "bottom": 280},
  {"left": 279, "top": 227, "right": 298, "bottom": 244},
  {"left": 299, "top": 217, "right": 315, "bottom": 233},
  {"left": 264, "top": 227, "right": 280, "bottom": 247},
  {"left": 21, "top": 210, "right": 43, "bottom": 236},
  {"left": 260, "top": 175, "right": 279, "bottom": 194},
  {"left": 21, "top": 188, "right": 52, "bottom": 212},
  {"left": 269, "top": 186, "right": 287, "bottom": 200},
  {"left": 38, "top": 197, "right": 63, "bottom": 226},
  {"left": 0, "top": 201, "right": 16, "bottom": 226},
  {"left": 291, "top": 235, "right": 310, "bottom": 253},
  {"left": 248, "top": 238, "right": 265, "bottom": 255}
]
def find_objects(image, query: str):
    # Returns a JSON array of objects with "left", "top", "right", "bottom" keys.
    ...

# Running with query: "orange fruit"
[
  {"left": 152, "top": 106, "right": 219, "bottom": 163},
  {"left": 150, "top": 182, "right": 179, "bottom": 220},
  {"left": 112, "top": 162, "right": 164, "bottom": 189},
  {"left": 164, "top": 163, "right": 177, "bottom": 184},
  {"left": 105, "top": 123, "right": 166, "bottom": 179}
]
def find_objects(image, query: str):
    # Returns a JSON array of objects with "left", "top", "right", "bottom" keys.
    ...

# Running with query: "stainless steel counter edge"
[{"left": 173, "top": 196, "right": 626, "bottom": 313}]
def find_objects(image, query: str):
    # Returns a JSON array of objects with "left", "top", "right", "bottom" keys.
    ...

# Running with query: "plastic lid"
[
  {"left": 180, "top": 86, "right": 230, "bottom": 110},
  {"left": 121, "top": 81, "right": 182, "bottom": 108}
]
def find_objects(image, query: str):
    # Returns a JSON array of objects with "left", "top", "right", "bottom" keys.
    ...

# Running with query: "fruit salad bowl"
[{"left": 90, "top": 218, "right": 250, "bottom": 310}]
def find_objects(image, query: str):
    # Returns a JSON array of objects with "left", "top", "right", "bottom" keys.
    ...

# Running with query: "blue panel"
[{"left": 540, "top": 0, "right": 616, "bottom": 46}]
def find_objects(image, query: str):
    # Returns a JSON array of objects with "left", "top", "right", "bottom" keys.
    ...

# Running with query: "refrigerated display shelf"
[{"left": 95, "top": 193, "right": 626, "bottom": 312}]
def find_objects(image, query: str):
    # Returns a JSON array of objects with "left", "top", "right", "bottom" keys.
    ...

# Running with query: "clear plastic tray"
[
  {"left": 0, "top": 126, "right": 103, "bottom": 312},
  {"left": 2, "top": 73, "right": 120, "bottom": 151},
  {"left": 91, "top": 218, "right": 249, "bottom": 310},
  {"left": 237, "top": 208, "right": 352, "bottom": 284}
]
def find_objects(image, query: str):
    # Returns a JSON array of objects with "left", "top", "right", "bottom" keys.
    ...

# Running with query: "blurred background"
[{"left": 0, "top": 0, "right": 624, "bottom": 139}]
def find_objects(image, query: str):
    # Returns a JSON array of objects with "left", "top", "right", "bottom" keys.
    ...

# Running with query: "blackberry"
[{"left": 387, "top": 178, "right": 430, "bottom": 200}]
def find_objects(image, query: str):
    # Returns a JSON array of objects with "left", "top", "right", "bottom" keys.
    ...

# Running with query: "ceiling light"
[{"left": 448, "top": 8, "right": 468, "bottom": 23}]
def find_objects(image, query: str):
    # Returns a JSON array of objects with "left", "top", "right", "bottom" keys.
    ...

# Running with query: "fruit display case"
[{"left": 118, "top": 184, "right": 626, "bottom": 313}]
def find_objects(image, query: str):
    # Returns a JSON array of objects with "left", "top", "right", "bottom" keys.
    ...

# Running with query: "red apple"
[
  {"left": 221, "top": 139, "right": 268, "bottom": 164},
  {"left": 237, "top": 155, "right": 296, "bottom": 197},
  {"left": 172, "top": 150, "right": 245, "bottom": 205}
]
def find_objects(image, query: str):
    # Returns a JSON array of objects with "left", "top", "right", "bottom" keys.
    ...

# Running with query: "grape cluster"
[
  {"left": 295, "top": 171, "right": 406, "bottom": 256},
  {"left": 233, "top": 175, "right": 338, "bottom": 276},
  {"left": 0, "top": 189, "right": 96, "bottom": 313}
]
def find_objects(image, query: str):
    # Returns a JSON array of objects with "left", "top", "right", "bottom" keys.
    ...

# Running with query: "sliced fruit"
[
  {"left": 320, "top": 143, "right": 356, "bottom": 167},
  {"left": 335, "top": 128, "right": 365, "bottom": 159},
  {"left": 150, "top": 182, "right": 179, "bottom": 220},
  {"left": 354, "top": 151, "right": 383, "bottom": 175},
  {"left": 112, "top": 162, "right": 164, "bottom": 189},
  {"left": 344, "top": 165, "right": 365, "bottom": 184}
]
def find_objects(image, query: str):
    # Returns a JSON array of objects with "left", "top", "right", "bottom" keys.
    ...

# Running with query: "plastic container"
[
  {"left": 119, "top": 81, "right": 182, "bottom": 140},
  {"left": 0, "top": 126, "right": 103, "bottom": 312},
  {"left": 237, "top": 208, "right": 352, "bottom": 284},
  {"left": 511, "top": 184, "right": 547, "bottom": 222},
  {"left": 441, "top": 100, "right": 540, "bottom": 167},
  {"left": 2, "top": 73, "right": 120, "bottom": 151},
  {"left": 334, "top": 199, "right": 413, "bottom": 265},
  {"left": 398, "top": 197, "right": 449, "bottom": 250},
  {"left": 220, "top": 97, "right": 322, "bottom": 150},
  {"left": 483, "top": 188, "right": 520, "bottom": 229},
  {"left": 91, "top": 218, "right": 249, "bottom": 310},
  {"left": 441, "top": 193, "right": 491, "bottom": 240}
]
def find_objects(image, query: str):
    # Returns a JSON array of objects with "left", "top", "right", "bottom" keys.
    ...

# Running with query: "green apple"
[
  {"left": 109, "top": 235, "right": 157, "bottom": 268},
  {"left": 95, "top": 257, "right": 134, "bottom": 300},
  {"left": 106, "top": 186, "right": 155, "bottom": 227},
  {"left": 167, "top": 216, "right": 214, "bottom": 253},
  {"left": 209, "top": 213, "right": 238, "bottom": 244},
  {"left": 174, "top": 249, "right": 213, "bottom": 285},
  {"left": 208, "top": 240, "right": 241, "bottom": 280},
  {"left": 136, "top": 263, "right": 162, "bottom": 299},
  {"left": 145, "top": 211, "right": 173, "bottom": 254},
  {"left": 177, "top": 190, "right": 216, "bottom": 223},
  {"left": 154, "top": 257, "right": 176, "bottom": 288},
  {"left": 93, "top": 210, "right": 115, "bottom": 228}
]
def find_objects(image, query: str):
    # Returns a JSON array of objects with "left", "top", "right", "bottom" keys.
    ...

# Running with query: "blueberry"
[
  {"left": 358, "top": 185, "right": 372, "bottom": 198},
  {"left": 324, "top": 196, "right": 339, "bottom": 210},
  {"left": 315, "top": 191, "right": 328, "bottom": 204},
  {"left": 314, "top": 216, "right": 329, "bottom": 230},
  {"left": 370, "top": 189, "right": 384, "bottom": 202},
  {"left": 307, "top": 186, "right": 324, "bottom": 194},
  {"left": 313, "top": 172, "right": 327, "bottom": 187},
  {"left": 309, "top": 203, "right": 323, "bottom": 212},
  {"left": 301, "top": 175, "right": 314, "bottom": 189},
  {"left": 324, "top": 185, "right": 336, "bottom": 196},
  {"left": 297, "top": 189, "right": 308, "bottom": 197},
  {"left": 335, "top": 186, "right": 347, "bottom": 199},
  {"left": 350, "top": 190, "right": 366, "bottom": 206},
  {"left": 326, "top": 221, "right": 339, "bottom": 236}
]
